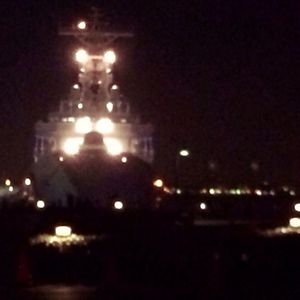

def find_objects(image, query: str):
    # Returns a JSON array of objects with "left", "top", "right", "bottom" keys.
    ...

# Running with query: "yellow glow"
[
  {"left": 75, "top": 116, "right": 92, "bottom": 134},
  {"left": 37, "top": 200, "right": 45, "bottom": 209},
  {"left": 103, "top": 50, "right": 116, "bottom": 64},
  {"left": 289, "top": 218, "right": 300, "bottom": 228},
  {"left": 96, "top": 118, "right": 114, "bottom": 134},
  {"left": 200, "top": 202, "right": 207, "bottom": 210},
  {"left": 106, "top": 102, "right": 113, "bottom": 112},
  {"left": 55, "top": 226, "right": 72, "bottom": 237},
  {"left": 114, "top": 201, "right": 123, "bottom": 210},
  {"left": 294, "top": 203, "right": 300, "bottom": 212},
  {"left": 5, "top": 179, "right": 11, "bottom": 186},
  {"left": 179, "top": 149, "right": 190, "bottom": 157},
  {"left": 104, "top": 138, "right": 123, "bottom": 156},
  {"left": 24, "top": 178, "right": 31, "bottom": 186},
  {"left": 77, "top": 21, "right": 86, "bottom": 30},
  {"left": 153, "top": 179, "right": 163, "bottom": 188},
  {"left": 75, "top": 49, "right": 89, "bottom": 64},
  {"left": 63, "top": 137, "right": 83, "bottom": 155},
  {"left": 121, "top": 156, "right": 127, "bottom": 163}
]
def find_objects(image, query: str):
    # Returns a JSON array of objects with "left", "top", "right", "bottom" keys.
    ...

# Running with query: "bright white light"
[
  {"left": 290, "top": 190, "right": 296, "bottom": 196},
  {"left": 106, "top": 68, "right": 112, "bottom": 74},
  {"left": 114, "top": 201, "right": 123, "bottom": 210},
  {"left": 59, "top": 156, "right": 64, "bottom": 162},
  {"left": 96, "top": 118, "right": 114, "bottom": 134},
  {"left": 77, "top": 103, "right": 83, "bottom": 109},
  {"left": 75, "top": 49, "right": 89, "bottom": 64},
  {"left": 55, "top": 226, "right": 72, "bottom": 237},
  {"left": 37, "top": 200, "right": 45, "bottom": 209},
  {"left": 153, "top": 179, "right": 163, "bottom": 188},
  {"left": 200, "top": 202, "right": 207, "bottom": 210},
  {"left": 176, "top": 189, "right": 182, "bottom": 194},
  {"left": 73, "top": 84, "right": 80, "bottom": 89},
  {"left": 179, "top": 149, "right": 190, "bottom": 157},
  {"left": 255, "top": 189, "right": 262, "bottom": 196},
  {"left": 63, "top": 138, "right": 83, "bottom": 155},
  {"left": 121, "top": 156, "right": 127, "bottom": 163},
  {"left": 8, "top": 186, "right": 13, "bottom": 192},
  {"left": 77, "top": 21, "right": 86, "bottom": 30},
  {"left": 111, "top": 84, "right": 118, "bottom": 90},
  {"left": 24, "top": 178, "right": 31, "bottom": 186},
  {"left": 289, "top": 218, "right": 300, "bottom": 228},
  {"left": 104, "top": 138, "right": 123, "bottom": 156},
  {"left": 103, "top": 50, "right": 116, "bottom": 64},
  {"left": 294, "top": 203, "right": 300, "bottom": 212},
  {"left": 106, "top": 102, "right": 113, "bottom": 112},
  {"left": 5, "top": 179, "right": 11, "bottom": 186},
  {"left": 209, "top": 188, "right": 215, "bottom": 195},
  {"left": 75, "top": 117, "right": 92, "bottom": 134}
]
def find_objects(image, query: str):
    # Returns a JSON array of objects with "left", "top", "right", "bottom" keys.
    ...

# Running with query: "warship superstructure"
[
  {"left": 34, "top": 12, "right": 154, "bottom": 164},
  {"left": 32, "top": 12, "right": 154, "bottom": 207}
]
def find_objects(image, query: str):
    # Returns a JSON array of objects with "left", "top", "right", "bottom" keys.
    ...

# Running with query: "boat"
[{"left": 32, "top": 11, "right": 154, "bottom": 208}]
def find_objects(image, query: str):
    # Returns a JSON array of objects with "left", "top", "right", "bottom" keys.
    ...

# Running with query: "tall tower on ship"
[{"left": 34, "top": 11, "right": 154, "bottom": 163}]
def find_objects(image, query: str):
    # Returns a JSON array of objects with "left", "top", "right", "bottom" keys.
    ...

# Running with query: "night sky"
[{"left": 0, "top": 0, "right": 299, "bottom": 186}]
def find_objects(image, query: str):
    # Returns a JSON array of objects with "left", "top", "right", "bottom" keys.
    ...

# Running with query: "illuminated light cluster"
[
  {"left": 289, "top": 218, "right": 300, "bottom": 228},
  {"left": 37, "top": 200, "right": 45, "bottom": 209},
  {"left": 24, "top": 178, "right": 31, "bottom": 186},
  {"left": 114, "top": 201, "right": 124, "bottom": 210},
  {"left": 75, "top": 49, "right": 89, "bottom": 64},
  {"left": 106, "top": 102, "right": 113, "bottom": 112},
  {"left": 55, "top": 226, "right": 72, "bottom": 237},
  {"left": 103, "top": 50, "right": 116, "bottom": 64},
  {"left": 104, "top": 138, "right": 123, "bottom": 156},
  {"left": 75, "top": 117, "right": 92, "bottom": 134},
  {"left": 77, "top": 21, "right": 86, "bottom": 30},
  {"left": 63, "top": 137, "right": 84, "bottom": 155},
  {"left": 153, "top": 179, "right": 164, "bottom": 188},
  {"left": 96, "top": 118, "right": 114, "bottom": 134}
]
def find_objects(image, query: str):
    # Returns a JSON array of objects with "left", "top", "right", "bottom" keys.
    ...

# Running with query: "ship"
[{"left": 32, "top": 11, "right": 154, "bottom": 208}]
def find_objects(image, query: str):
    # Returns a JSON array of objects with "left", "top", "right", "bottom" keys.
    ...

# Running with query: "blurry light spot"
[
  {"left": 24, "top": 178, "right": 31, "bottom": 186},
  {"left": 55, "top": 226, "right": 72, "bottom": 237},
  {"left": 114, "top": 201, "right": 123, "bottom": 210},
  {"left": 153, "top": 179, "right": 163, "bottom": 188},
  {"left": 294, "top": 203, "right": 300, "bottom": 212},
  {"left": 121, "top": 156, "right": 127, "bottom": 163},
  {"left": 200, "top": 202, "right": 207, "bottom": 210},
  {"left": 8, "top": 186, "right": 13, "bottom": 192},
  {"left": 179, "top": 149, "right": 189, "bottom": 157},
  {"left": 37, "top": 200, "right": 45, "bottom": 209},
  {"left": 77, "top": 21, "right": 86, "bottom": 30},
  {"left": 289, "top": 218, "right": 300, "bottom": 228},
  {"left": 77, "top": 103, "right": 83, "bottom": 109}
]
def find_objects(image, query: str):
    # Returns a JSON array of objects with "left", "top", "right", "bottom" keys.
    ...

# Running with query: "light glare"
[
  {"left": 77, "top": 21, "right": 86, "bottom": 30},
  {"left": 179, "top": 149, "right": 190, "bottom": 157},
  {"left": 106, "top": 102, "right": 113, "bottom": 112},
  {"left": 104, "top": 138, "right": 123, "bottom": 156},
  {"left": 294, "top": 203, "right": 300, "bottom": 212},
  {"left": 114, "top": 201, "right": 123, "bottom": 210},
  {"left": 289, "top": 218, "right": 300, "bottom": 228},
  {"left": 24, "top": 178, "right": 31, "bottom": 186},
  {"left": 75, "top": 49, "right": 89, "bottom": 64},
  {"left": 75, "top": 117, "right": 92, "bottom": 134},
  {"left": 55, "top": 226, "right": 72, "bottom": 237},
  {"left": 63, "top": 138, "right": 83, "bottom": 155},
  {"left": 37, "top": 200, "right": 45, "bottom": 209},
  {"left": 153, "top": 179, "right": 163, "bottom": 188},
  {"left": 96, "top": 118, "right": 114, "bottom": 134},
  {"left": 103, "top": 50, "right": 116, "bottom": 64}
]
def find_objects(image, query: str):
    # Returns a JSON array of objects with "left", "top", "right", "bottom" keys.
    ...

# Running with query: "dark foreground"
[{"left": 0, "top": 204, "right": 299, "bottom": 299}]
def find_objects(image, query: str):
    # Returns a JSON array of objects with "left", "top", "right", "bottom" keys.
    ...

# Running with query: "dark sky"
[{"left": 0, "top": 0, "right": 299, "bottom": 186}]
